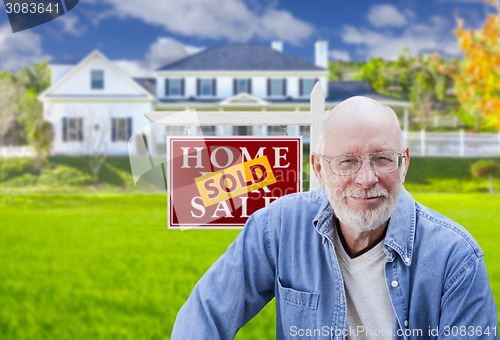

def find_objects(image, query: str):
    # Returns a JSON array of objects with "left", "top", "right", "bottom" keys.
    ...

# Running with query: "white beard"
[{"left": 322, "top": 172, "right": 403, "bottom": 233}]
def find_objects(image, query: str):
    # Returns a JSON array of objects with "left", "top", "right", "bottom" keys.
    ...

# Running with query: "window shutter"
[
  {"left": 78, "top": 118, "right": 83, "bottom": 141},
  {"left": 267, "top": 78, "right": 271, "bottom": 96},
  {"left": 196, "top": 79, "right": 200, "bottom": 96},
  {"left": 248, "top": 78, "right": 252, "bottom": 94},
  {"left": 111, "top": 118, "right": 116, "bottom": 142},
  {"left": 282, "top": 78, "right": 287, "bottom": 96},
  {"left": 127, "top": 118, "right": 132, "bottom": 140},
  {"left": 62, "top": 117, "right": 68, "bottom": 142},
  {"left": 299, "top": 78, "right": 303, "bottom": 96},
  {"left": 180, "top": 79, "right": 185, "bottom": 96},
  {"left": 165, "top": 79, "right": 170, "bottom": 96},
  {"left": 212, "top": 78, "right": 216, "bottom": 96},
  {"left": 233, "top": 79, "right": 237, "bottom": 95}
]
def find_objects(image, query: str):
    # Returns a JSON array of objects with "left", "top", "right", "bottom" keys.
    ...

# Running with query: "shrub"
[
  {"left": 38, "top": 166, "right": 93, "bottom": 186},
  {"left": 404, "top": 178, "right": 488, "bottom": 193},
  {"left": 0, "top": 158, "right": 35, "bottom": 181},
  {"left": 0, "top": 173, "right": 39, "bottom": 187},
  {"left": 471, "top": 160, "right": 500, "bottom": 193}
]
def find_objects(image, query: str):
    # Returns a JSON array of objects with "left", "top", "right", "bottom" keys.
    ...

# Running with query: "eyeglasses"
[{"left": 322, "top": 151, "right": 406, "bottom": 176}]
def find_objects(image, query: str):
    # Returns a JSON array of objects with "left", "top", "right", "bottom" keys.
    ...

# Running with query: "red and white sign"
[{"left": 167, "top": 136, "right": 302, "bottom": 229}]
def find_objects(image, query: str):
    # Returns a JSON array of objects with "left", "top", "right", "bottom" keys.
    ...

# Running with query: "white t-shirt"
[{"left": 333, "top": 222, "right": 394, "bottom": 339}]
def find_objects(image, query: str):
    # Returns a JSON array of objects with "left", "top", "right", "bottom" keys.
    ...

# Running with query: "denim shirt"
[{"left": 171, "top": 187, "right": 498, "bottom": 339}]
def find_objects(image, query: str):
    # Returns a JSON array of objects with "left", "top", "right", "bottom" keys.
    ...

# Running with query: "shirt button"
[
  {"left": 387, "top": 246, "right": 393, "bottom": 252},
  {"left": 405, "top": 256, "right": 411, "bottom": 264},
  {"left": 404, "top": 320, "right": 409, "bottom": 328},
  {"left": 391, "top": 280, "right": 399, "bottom": 287}
]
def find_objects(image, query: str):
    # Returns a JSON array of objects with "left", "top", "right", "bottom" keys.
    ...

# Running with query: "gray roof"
[
  {"left": 326, "top": 81, "right": 406, "bottom": 103},
  {"left": 134, "top": 78, "right": 156, "bottom": 96},
  {"left": 157, "top": 43, "right": 325, "bottom": 71}
]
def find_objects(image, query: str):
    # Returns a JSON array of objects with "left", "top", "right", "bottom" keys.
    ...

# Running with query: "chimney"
[
  {"left": 271, "top": 41, "right": 283, "bottom": 52},
  {"left": 315, "top": 40, "right": 328, "bottom": 68}
]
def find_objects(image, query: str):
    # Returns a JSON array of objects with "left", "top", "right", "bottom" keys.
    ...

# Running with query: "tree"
[
  {"left": 0, "top": 75, "right": 25, "bottom": 145},
  {"left": 452, "top": 0, "right": 500, "bottom": 130},
  {"left": 328, "top": 61, "right": 365, "bottom": 81},
  {"left": 471, "top": 160, "right": 500, "bottom": 193},
  {"left": 67, "top": 107, "right": 120, "bottom": 185},
  {"left": 32, "top": 120, "right": 54, "bottom": 169},
  {"left": 356, "top": 50, "right": 457, "bottom": 129},
  {"left": 0, "top": 62, "right": 50, "bottom": 146},
  {"left": 17, "top": 61, "right": 51, "bottom": 94},
  {"left": 18, "top": 62, "right": 50, "bottom": 141}
]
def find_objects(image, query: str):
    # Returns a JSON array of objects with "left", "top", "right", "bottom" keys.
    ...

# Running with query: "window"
[
  {"left": 233, "top": 78, "right": 251, "bottom": 94},
  {"left": 197, "top": 78, "right": 216, "bottom": 96},
  {"left": 267, "top": 78, "right": 286, "bottom": 97},
  {"left": 165, "top": 78, "right": 184, "bottom": 96},
  {"left": 62, "top": 117, "right": 83, "bottom": 142},
  {"left": 91, "top": 70, "right": 104, "bottom": 89},
  {"left": 300, "top": 78, "right": 317, "bottom": 96},
  {"left": 112, "top": 118, "right": 132, "bottom": 142},
  {"left": 233, "top": 126, "right": 252, "bottom": 136},
  {"left": 201, "top": 126, "right": 216, "bottom": 135}
]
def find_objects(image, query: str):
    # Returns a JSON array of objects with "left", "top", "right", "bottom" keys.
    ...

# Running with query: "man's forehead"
[{"left": 330, "top": 97, "right": 394, "bottom": 122}]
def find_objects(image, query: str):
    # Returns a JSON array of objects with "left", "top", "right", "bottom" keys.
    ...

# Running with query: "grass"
[
  {"left": 0, "top": 157, "right": 135, "bottom": 192},
  {"left": 0, "top": 192, "right": 499, "bottom": 339}
]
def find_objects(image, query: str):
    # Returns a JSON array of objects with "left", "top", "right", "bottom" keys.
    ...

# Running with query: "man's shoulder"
[
  {"left": 262, "top": 189, "right": 327, "bottom": 216},
  {"left": 274, "top": 189, "right": 326, "bottom": 204},
  {"left": 250, "top": 189, "right": 327, "bottom": 234},
  {"left": 414, "top": 201, "right": 483, "bottom": 258}
]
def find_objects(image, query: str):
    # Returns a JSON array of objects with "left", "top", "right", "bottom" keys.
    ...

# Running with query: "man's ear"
[
  {"left": 401, "top": 147, "right": 410, "bottom": 183},
  {"left": 311, "top": 153, "right": 325, "bottom": 189}
]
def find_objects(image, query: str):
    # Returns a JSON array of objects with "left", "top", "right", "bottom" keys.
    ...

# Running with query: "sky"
[{"left": 0, "top": 0, "right": 497, "bottom": 77}]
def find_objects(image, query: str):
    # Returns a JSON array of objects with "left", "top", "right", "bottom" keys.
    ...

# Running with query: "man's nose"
[{"left": 353, "top": 159, "right": 378, "bottom": 189}]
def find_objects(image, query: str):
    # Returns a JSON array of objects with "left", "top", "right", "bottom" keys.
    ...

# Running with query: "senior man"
[{"left": 171, "top": 96, "right": 498, "bottom": 339}]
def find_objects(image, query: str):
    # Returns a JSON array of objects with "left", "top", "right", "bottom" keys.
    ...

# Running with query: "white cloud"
[
  {"left": 0, "top": 24, "right": 49, "bottom": 71},
  {"left": 114, "top": 59, "right": 152, "bottom": 78},
  {"left": 113, "top": 37, "right": 203, "bottom": 78},
  {"left": 341, "top": 14, "right": 461, "bottom": 60},
  {"left": 86, "top": 0, "right": 314, "bottom": 45},
  {"left": 329, "top": 49, "right": 351, "bottom": 61},
  {"left": 57, "top": 14, "right": 86, "bottom": 36},
  {"left": 147, "top": 37, "right": 203, "bottom": 70},
  {"left": 367, "top": 4, "right": 408, "bottom": 28}
]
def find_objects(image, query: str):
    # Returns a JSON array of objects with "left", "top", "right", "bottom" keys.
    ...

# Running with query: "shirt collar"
[{"left": 312, "top": 186, "right": 416, "bottom": 266}]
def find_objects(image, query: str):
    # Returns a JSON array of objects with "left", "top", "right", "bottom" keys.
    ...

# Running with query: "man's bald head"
[{"left": 316, "top": 96, "right": 405, "bottom": 154}]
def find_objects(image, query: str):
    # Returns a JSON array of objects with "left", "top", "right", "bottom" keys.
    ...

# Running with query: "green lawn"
[{"left": 0, "top": 193, "right": 499, "bottom": 339}]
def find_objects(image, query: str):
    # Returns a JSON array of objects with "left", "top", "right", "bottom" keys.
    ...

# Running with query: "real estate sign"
[{"left": 167, "top": 136, "right": 302, "bottom": 229}]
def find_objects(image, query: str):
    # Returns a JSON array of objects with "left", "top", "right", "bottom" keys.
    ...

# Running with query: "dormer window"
[{"left": 91, "top": 70, "right": 104, "bottom": 89}]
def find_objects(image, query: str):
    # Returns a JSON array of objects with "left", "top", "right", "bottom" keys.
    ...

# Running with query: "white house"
[
  {"left": 38, "top": 50, "right": 155, "bottom": 156},
  {"left": 39, "top": 41, "right": 409, "bottom": 155}
]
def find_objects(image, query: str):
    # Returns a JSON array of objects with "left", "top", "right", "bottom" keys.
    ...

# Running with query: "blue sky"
[{"left": 0, "top": 0, "right": 496, "bottom": 77}]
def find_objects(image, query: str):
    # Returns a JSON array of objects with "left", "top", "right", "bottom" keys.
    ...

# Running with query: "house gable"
[
  {"left": 39, "top": 50, "right": 154, "bottom": 101},
  {"left": 220, "top": 93, "right": 268, "bottom": 107}
]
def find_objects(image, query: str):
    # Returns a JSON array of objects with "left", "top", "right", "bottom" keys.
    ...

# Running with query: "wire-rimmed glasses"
[{"left": 322, "top": 151, "right": 406, "bottom": 176}]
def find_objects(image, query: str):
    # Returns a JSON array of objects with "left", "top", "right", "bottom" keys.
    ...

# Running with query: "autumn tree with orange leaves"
[{"left": 450, "top": 0, "right": 500, "bottom": 130}]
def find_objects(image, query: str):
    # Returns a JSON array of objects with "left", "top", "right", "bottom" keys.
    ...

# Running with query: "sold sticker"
[{"left": 194, "top": 155, "right": 276, "bottom": 207}]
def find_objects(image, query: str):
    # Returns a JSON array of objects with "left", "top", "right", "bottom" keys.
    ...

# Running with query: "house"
[
  {"left": 39, "top": 41, "right": 410, "bottom": 156},
  {"left": 38, "top": 50, "right": 155, "bottom": 156}
]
